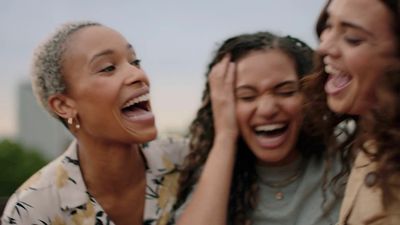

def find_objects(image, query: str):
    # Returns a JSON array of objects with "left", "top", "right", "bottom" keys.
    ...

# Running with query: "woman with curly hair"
[
  {"left": 173, "top": 31, "right": 344, "bottom": 225},
  {"left": 303, "top": 0, "right": 400, "bottom": 223}
]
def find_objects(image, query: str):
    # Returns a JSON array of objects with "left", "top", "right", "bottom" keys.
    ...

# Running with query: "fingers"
[
  {"left": 209, "top": 55, "right": 235, "bottom": 99},
  {"left": 209, "top": 55, "right": 230, "bottom": 87},
  {"left": 208, "top": 54, "right": 238, "bottom": 138},
  {"left": 225, "top": 61, "right": 236, "bottom": 94}
]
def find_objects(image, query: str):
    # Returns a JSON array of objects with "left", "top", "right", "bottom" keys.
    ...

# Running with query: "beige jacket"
[{"left": 338, "top": 147, "right": 400, "bottom": 225}]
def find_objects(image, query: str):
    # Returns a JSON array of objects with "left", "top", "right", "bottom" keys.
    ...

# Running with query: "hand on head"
[{"left": 208, "top": 54, "right": 238, "bottom": 139}]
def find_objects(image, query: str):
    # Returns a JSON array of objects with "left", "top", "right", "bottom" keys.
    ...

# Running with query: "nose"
[
  {"left": 257, "top": 95, "right": 280, "bottom": 119},
  {"left": 317, "top": 29, "right": 339, "bottom": 58},
  {"left": 124, "top": 62, "right": 150, "bottom": 87}
]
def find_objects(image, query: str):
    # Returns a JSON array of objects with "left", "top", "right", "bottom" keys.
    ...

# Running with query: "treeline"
[{"left": 0, "top": 139, "right": 48, "bottom": 196}]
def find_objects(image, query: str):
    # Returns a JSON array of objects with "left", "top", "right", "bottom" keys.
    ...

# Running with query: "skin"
[
  {"left": 178, "top": 49, "right": 305, "bottom": 225},
  {"left": 48, "top": 26, "right": 157, "bottom": 225},
  {"left": 235, "top": 50, "right": 303, "bottom": 166},
  {"left": 177, "top": 55, "right": 238, "bottom": 225},
  {"left": 62, "top": 26, "right": 156, "bottom": 144},
  {"left": 318, "top": 0, "right": 399, "bottom": 115}
]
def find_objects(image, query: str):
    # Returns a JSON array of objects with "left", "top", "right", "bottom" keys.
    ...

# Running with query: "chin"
[
  {"left": 142, "top": 128, "right": 158, "bottom": 142},
  {"left": 128, "top": 127, "right": 158, "bottom": 144},
  {"left": 327, "top": 98, "right": 349, "bottom": 114}
]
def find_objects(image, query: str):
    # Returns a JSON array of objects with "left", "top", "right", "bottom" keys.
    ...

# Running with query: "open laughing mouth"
[
  {"left": 121, "top": 93, "right": 152, "bottom": 121},
  {"left": 253, "top": 123, "right": 290, "bottom": 149},
  {"left": 324, "top": 64, "right": 352, "bottom": 95},
  {"left": 255, "top": 123, "right": 288, "bottom": 136}
]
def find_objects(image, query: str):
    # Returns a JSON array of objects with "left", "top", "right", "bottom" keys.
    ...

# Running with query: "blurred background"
[{"left": 0, "top": 0, "right": 325, "bottom": 207}]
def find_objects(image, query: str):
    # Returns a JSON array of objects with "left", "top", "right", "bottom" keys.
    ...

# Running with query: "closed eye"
[
  {"left": 236, "top": 86, "right": 257, "bottom": 102},
  {"left": 131, "top": 59, "right": 141, "bottom": 68},
  {"left": 344, "top": 36, "right": 363, "bottom": 46},
  {"left": 274, "top": 81, "right": 300, "bottom": 97},
  {"left": 99, "top": 65, "right": 116, "bottom": 73},
  {"left": 237, "top": 95, "right": 256, "bottom": 101},
  {"left": 275, "top": 89, "right": 299, "bottom": 97}
]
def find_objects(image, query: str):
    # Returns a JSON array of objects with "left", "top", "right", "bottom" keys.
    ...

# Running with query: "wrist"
[{"left": 214, "top": 131, "right": 238, "bottom": 144}]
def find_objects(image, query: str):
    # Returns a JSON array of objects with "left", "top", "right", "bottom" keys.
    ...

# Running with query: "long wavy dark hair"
[
  {"left": 303, "top": 0, "right": 400, "bottom": 205},
  {"left": 356, "top": 69, "right": 400, "bottom": 207},
  {"left": 174, "top": 31, "right": 325, "bottom": 225}
]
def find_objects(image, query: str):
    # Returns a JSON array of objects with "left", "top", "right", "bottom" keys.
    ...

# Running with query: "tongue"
[
  {"left": 257, "top": 133, "right": 286, "bottom": 148},
  {"left": 256, "top": 130, "right": 287, "bottom": 149},
  {"left": 325, "top": 74, "right": 351, "bottom": 95},
  {"left": 122, "top": 107, "right": 153, "bottom": 120}
]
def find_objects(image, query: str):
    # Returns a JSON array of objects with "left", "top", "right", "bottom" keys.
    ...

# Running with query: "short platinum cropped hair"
[{"left": 31, "top": 21, "right": 101, "bottom": 119}]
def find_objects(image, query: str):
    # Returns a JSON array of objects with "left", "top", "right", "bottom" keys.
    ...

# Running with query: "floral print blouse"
[{"left": 1, "top": 137, "right": 188, "bottom": 225}]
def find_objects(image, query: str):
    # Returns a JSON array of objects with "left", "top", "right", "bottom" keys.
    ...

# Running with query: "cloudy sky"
[{"left": 0, "top": 0, "right": 325, "bottom": 138}]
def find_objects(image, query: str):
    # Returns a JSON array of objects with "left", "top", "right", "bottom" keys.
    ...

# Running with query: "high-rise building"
[{"left": 17, "top": 82, "right": 72, "bottom": 159}]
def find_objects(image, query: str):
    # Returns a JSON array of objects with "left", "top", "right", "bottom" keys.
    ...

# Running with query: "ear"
[{"left": 48, "top": 94, "right": 77, "bottom": 120}]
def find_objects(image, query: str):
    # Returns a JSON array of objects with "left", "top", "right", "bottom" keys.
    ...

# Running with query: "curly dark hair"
[
  {"left": 174, "top": 31, "right": 325, "bottom": 225},
  {"left": 355, "top": 69, "right": 400, "bottom": 207},
  {"left": 303, "top": 0, "right": 400, "bottom": 206}
]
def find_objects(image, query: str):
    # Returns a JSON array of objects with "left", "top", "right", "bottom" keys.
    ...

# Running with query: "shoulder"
[
  {"left": 142, "top": 136, "right": 189, "bottom": 169},
  {"left": 142, "top": 137, "right": 189, "bottom": 224},
  {"left": 1, "top": 141, "right": 81, "bottom": 225}
]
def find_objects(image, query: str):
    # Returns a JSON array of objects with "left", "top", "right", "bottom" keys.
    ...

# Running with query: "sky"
[{"left": 0, "top": 0, "right": 325, "bottom": 138}]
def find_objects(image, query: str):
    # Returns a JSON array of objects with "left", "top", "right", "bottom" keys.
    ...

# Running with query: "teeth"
[
  {"left": 255, "top": 123, "right": 285, "bottom": 132},
  {"left": 324, "top": 65, "right": 341, "bottom": 75},
  {"left": 123, "top": 93, "right": 149, "bottom": 108},
  {"left": 325, "top": 65, "right": 352, "bottom": 82}
]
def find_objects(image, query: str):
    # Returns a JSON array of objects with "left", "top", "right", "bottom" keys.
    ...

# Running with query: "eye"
[
  {"left": 99, "top": 65, "right": 116, "bottom": 73},
  {"left": 131, "top": 59, "right": 141, "bottom": 68},
  {"left": 238, "top": 96, "right": 256, "bottom": 101},
  {"left": 235, "top": 88, "right": 257, "bottom": 102},
  {"left": 275, "top": 90, "right": 298, "bottom": 97},
  {"left": 236, "top": 93, "right": 257, "bottom": 102},
  {"left": 274, "top": 82, "right": 300, "bottom": 97},
  {"left": 323, "top": 22, "right": 332, "bottom": 32},
  {"left": 344, "top": 36, "right": 363, "bottom": 46}
]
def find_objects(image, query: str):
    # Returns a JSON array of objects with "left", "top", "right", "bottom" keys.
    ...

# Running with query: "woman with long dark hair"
[
  {"left": 304, "top": 0, "right": 400, "bottom": 223},
  {"left": 174, "top": 31, "right": 343, "bottom": 225}
]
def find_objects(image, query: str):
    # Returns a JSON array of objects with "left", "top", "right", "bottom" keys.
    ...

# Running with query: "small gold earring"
[{"left": 67, "top": 117, "right": 80, "bottom": 130}]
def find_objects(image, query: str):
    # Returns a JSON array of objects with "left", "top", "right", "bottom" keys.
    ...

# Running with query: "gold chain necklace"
[
  {"left": 259, "top": 170, "right": 303, "bottom": 200},
  {"left": 258, "top": 160, "right": 306, "bottom": 201}
]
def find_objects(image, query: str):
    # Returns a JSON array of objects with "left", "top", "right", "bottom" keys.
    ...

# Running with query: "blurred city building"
[{"left": 17, "top": 82, "right": 72, "bottom": 159}]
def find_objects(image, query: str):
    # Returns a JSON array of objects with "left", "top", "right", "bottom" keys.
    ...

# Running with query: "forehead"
[
  {"left": 235, "top": 50, "right": 298, "bottom": 86},
  {"left": 64, "top": 25, "right": 133, "bottom": 59},
  {"left": 327, "top": 0, "right": 393, "bottom": 29}
]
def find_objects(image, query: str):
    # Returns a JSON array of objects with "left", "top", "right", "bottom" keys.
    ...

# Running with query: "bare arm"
[{"left": 177, "top": 55, "right": 238, "bottom": 225}]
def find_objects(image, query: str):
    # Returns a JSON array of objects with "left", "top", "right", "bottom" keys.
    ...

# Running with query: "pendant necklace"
[{"left": 258, "top": 159, "right": 306, "bottom": 201}]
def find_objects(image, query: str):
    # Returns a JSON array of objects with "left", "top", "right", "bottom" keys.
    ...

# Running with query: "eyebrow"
[
  {"left": 274, "top": 80, "right": 299, "bottom": 89},
  {"left": 340, "top": 21, "right": 374, "bottom": 37},
  {"left": 89, "top": 44, "right": 134, "bottom": 64}
]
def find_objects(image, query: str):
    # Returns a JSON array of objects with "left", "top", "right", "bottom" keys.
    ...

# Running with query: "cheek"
[
  {"left": 235, "top": 103, "right": 252, "bottom": 131},
  {"left": 354, "top": 61, "right": 387, "bottom": 98},
  {"left": 284, "top": 98, "right": 303, "bottom": 122},
  {"left": 80, "top": 79, "right": 121, "bottom": 104}
]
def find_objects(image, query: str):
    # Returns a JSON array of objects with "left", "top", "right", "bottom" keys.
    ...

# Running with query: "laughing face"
[
  {"left": 318, "top": 0, "right": 399, "bottom": 115},
  {"left": 235, "top": 50, "right": 303, "bottom": 166},
  {"left": 61, "top": 26, "right": 157, "bottom": 144}
]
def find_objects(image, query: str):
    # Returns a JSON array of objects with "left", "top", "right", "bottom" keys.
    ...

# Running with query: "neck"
[
  {"left": 77, "top": 137, "right": 146, "bottom": 196},
  {"left": 256, "top": 155, "right": 305, "bottom": 186}
]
